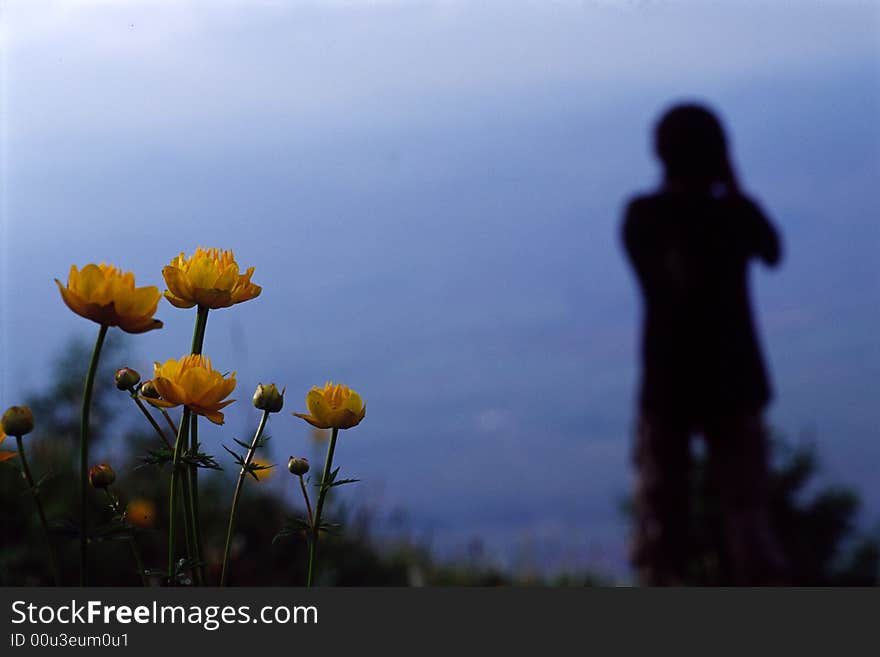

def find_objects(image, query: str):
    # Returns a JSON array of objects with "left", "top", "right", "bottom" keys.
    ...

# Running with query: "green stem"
[
  {"left": 179, "top": 446, "right": 195, "bottom": 568},
  {"left": 129, "top": 538, "right": 149, "bottom": 587},
  {"left": 104, "top": 488, "right": 148, "bottom": 587},
  {"left": 103, "top": 485, "right": 123, "bottom": 518},
  {"left": 219, "top": 410, "right": 270, "bottom": 587},
  {"left": 131, "top": 394, "right": 173, "bottom": 450},
  {"left": 146, "top": 408, "right": 193, "bottom": 573},
  {"left": 167, "top": 408, "right": 192, "bottom": 582},
  {"left": 299, "top": 475, "right": 314, "bottom": 528},
  {"left": 162, "top": 408, "right": 195, "bottom": 561},
  {"left": 128, "top": 391, "right": 180, "bottom": 574},
  {"left": 160, "top": 408, "right": 178, "bottom": 437},
  {"left": 79, "top": 323, "right": 108, "bottom": 586},
  {"left": 16, "top": 435, "right": 61, "bottom": 585},
  {"left": 190, "top": 304, "right": 209, "bottom": 355},
  {"left": 189, "top": 417, "right": 204, "bottom": 585},
  {"left": 188, "top": 305, "right": 209, "bottom": 585},
  {"left": 307, "top": 427, "right": 339, "bottom": 587}
]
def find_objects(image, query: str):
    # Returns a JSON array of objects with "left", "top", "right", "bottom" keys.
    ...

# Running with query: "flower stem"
[
  {"left": 220, "top": 409, "right": 270, "bottom": 587},
  {"left": 299, "top": 475, "right": 314, "bottom": 528},
  {"left": 190, "top": 304, "right": 209, "bottom": 355},
  {"left": 79, "top": 323, "right": 108, "bottom": 586},
  {"left": 128, "top": 537, "right": 149, "bottom": 587},
  {"left": 126, "top": 387, "right": 177, "bottom": 575},
  {"left": 167, "top": 408, "right": 192, "bottom": 582},
  {"left": 104, "top": 488, "right": 148, "bottom": 587},
  {"left": 160, "top": 409, "right": 178, "bottom": 437},
  {"left": 188, "top": 417, "right": 204, "bottom": 586},
  {"left": 178, "top": 447, "right": 196, "bottom": 569},
  {"left": 16, "top": 435, "right": 61, "bottom": 585},
  {"left": 307, "top": 427, "right": 339, "bottom": 587},
  {"left": 130, "top": 394, "right": 173, "bottom": 450},
  {"left": 176, "top": 465, "right": 196, "bottom": 581},
  {"left": 188, "top": 305, "right": 209, "bottom": 585}
]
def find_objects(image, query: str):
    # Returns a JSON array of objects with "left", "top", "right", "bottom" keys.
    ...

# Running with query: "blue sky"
[{"left": 2, "top": 1, "right": 878, "bottom": 578}]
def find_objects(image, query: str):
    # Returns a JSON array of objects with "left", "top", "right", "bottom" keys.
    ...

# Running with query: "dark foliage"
[
  {"left": 683, "top": 436, "right": 879, "bottom": 585},
  {"left": 1, "top": 338, "right": 605, "bottom": 586}
]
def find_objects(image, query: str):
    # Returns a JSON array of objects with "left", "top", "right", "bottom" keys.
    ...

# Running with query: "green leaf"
[
  {"left": 138, "top": 448, "right": 174, "bottom": 468},
  {"left": 222, "top": 444, "right": 246, "bottom": 467},
  {"left": 328, "top": 478, "right": 360, "bottom": 488},
  {"left": 318, "top": 521, "right": 343, "bottom": 536},
  {"left": 314, "top": 466, "right": 340, "bottom": 488},
  {"left": 272, "top": 516, "right": 312, "bottom": 544},
  {"left": 314, "top": 467, "right": 360, "bottom": 489},
  {"left": 182, "top": 449, "right": 223, "bottom": 471},
  {"left": 271, "top": 529, "right": 293, "bottom": 545},
  {"left": 244, "top": 461, "right": 273, "bottom": 481}
]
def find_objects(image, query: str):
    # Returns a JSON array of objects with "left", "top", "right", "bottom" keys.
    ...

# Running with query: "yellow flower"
[
  {"left": 251, "top": 457, "right": 275, "bottom": 481},
  {"left": 293, "top": 382, "right": 366, "bottom": 430},
  {"left": 144, "top": 354, "right": 236, "bottom": 424},
  {"left": 0, "top": 431, "right": 18, "bottom": 463},
  {"left": 125, "top": 498, "right": 157, "bottom": 529},
  {"left": 162, "top": 247, "right": 262, "bottom": 309},
  {"left": 55, "top": 263, "right": 163, "bottom": 333}
]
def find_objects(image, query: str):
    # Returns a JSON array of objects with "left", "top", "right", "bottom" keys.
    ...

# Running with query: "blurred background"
[{"left": 1, "top": 0, "right": 878, "bottom": 584}]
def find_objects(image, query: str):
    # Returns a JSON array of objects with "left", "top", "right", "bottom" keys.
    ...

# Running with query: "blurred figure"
[{"left": 622, "top": 103, "right": 787, "bottom": 585}]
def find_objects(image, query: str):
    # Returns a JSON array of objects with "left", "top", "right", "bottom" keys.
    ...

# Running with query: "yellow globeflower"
[
  {"left": 55, "top": 264, "right": 163, "bottom": 333},
  {"left": 293, "top": 382, "right": 366, "bottom": 430},
  {"left": 144, "top": 354, "right": 236, "bottom": 424},
  {"left": 125, "top": 499, "right": 157, "bottom": 529},
  {"left": 0, "top": 431, "right": 18, "bottom": 463},
  {"left": 162, "top": 247, "right": 262, "bottom": 309},
  {"left": 251, "top": 458, "right": 275, "bottom": 481}
]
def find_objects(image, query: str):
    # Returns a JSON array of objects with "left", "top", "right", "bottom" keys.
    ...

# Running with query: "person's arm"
[
  {"left": 622, "top": 198, "right": 653, "bottom": 288},
  {"left": 622, "top": 200, "right": 641, "bottom": 264},
  {"left": 721, "top": 160, "right": 781, "bottom": 266},
  {"left": 742, "top": 198, "right": 782, "bottom": 267},
  {"left": 721, "top": 158, "right": 742, "bottom": 197}
]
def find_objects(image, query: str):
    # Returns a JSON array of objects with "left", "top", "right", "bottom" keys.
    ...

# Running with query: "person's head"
[{"left": 654, "top": 103, "right": 730, "bottom": 187}]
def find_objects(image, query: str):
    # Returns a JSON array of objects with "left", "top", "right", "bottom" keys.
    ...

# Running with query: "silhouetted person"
[{"left": 622, "top": 103, "right": 787, "bottom": 585}]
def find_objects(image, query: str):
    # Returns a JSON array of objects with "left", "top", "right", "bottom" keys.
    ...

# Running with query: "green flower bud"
[
  {"left": 287, "top": 456, "right": 310, "bottom": 476},
  {"left": 139, "top": 380, "right": 160, "bottom": 399},
  {"left": 115, "top": 367, "right": 141, "bottom": 391},
  {"left": 1, "top": 405, "right": 34, "bottom": 437},
  {"left": 253, "top": 383, "right": 285, "bottom": 413},
  {"left": 88, "top": 463, "right": 116, "bottom": 489}
]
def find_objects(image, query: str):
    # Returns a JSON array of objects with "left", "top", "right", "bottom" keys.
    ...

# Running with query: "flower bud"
[
  {"left": 287, "top": 456, "right": 310, "bottom": 476},
  {"left": 253, "top": 383, "right": 284, "bottom": 413},
  {"left": 1, "top": 405, "right": 34, "bottom": 437},
  {"left": 89, "top": 463, "right": 116, "bottom": 489},
  {"left": 139, "top": 379, "right": 160, "bottom": 399},
  {"left": 115, "top": 367, "right": 141, "bottom": 391}
]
